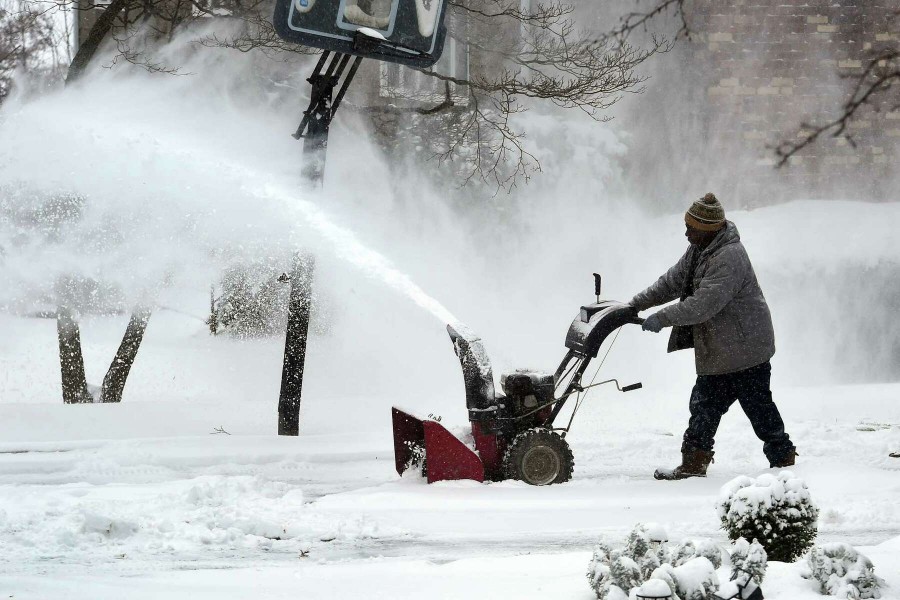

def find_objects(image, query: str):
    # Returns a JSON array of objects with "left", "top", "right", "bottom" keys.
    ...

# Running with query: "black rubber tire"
[{"left": 502, "top": 428, "right": 574, "bottom": 485}]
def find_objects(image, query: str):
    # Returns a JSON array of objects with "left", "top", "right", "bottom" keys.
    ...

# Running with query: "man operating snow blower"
[{"left": 629, "top": 193, "right": 797, "bottom": 480}]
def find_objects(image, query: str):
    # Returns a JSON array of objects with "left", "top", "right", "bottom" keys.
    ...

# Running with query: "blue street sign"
[{"left": 273, "top": 0, "right": 450, "bottom": 68}]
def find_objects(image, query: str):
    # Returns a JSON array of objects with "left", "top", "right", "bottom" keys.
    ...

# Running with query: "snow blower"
[{"left": 392, "top": 274, "right": 644, "bottom": 486}]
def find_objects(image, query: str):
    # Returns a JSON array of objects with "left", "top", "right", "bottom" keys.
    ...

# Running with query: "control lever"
[{"left": 574, "top": 379, "right": 644, "bottom": 393}]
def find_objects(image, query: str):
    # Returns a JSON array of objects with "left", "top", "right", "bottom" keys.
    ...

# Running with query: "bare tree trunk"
[
  {"left": 56, "top": 306, "right": 93, "bottom": 404},
  {"left": 99, "top": 307, "right": 151, "bottom": 403},
  {"left": 65, "top": 0, "right": 129, "bottom": 84},
  {"left": 278, "top": 253, "right": 315, "bottom": 436}
]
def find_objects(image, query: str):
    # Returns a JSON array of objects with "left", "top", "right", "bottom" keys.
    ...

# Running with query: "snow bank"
[{"left": 0, "top": 469, "right": 401, "bottom": 574}]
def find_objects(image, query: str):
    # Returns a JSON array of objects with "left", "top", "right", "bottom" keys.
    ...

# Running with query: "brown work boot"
[
  {"left": 769, "top": 448, "right": 798, "bottom": 468},
  {"left": 654, "top": 448, "right": 714, "bottom": 480}
]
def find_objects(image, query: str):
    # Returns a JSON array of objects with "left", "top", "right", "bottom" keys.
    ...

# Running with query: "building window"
[{"left": 380, "top": 21, "right": 468, "bottom": 103}]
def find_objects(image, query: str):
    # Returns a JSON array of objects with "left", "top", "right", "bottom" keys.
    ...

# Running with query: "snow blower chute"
[{"left": 392, "top": 274, "right": 644, "bottom": 485}]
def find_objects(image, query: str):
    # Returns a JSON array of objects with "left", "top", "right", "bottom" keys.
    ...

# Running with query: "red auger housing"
[{"left": 392, "top": 298, "right": 644, "bottom": 486}]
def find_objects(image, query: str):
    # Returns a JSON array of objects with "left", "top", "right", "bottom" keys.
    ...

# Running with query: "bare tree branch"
[
  {"left": 381, "top": 12, "right": 663, "bottom": 190},
  {"left": 334, "top": 0, "right": 689, "bottom": 191},
  {"left": 105, "top": 36, "right": 184, "bottom": 74},
  {"left": 774, "top": 35, "right": 900, "bottom": 165},
  {"left": 1, "top": 0, "right": 67, "bottom": 100},
  {"left": 448, "top": 0, "right": 571, "bottom": 27},
  {"left": 197, "top": 13, "right": 318, "bottom": 57},
  {"left": 606, "top": 0, "right": 690, "bottom": 43}
]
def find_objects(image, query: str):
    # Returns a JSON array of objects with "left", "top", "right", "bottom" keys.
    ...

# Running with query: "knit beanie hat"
[{"left": 685, "top": 193, "right": 726, "bottom": 231}]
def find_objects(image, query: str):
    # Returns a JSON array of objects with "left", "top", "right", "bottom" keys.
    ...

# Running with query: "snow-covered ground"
[{"left": 1, "top": 309, "right": 899, "bottom": 598}]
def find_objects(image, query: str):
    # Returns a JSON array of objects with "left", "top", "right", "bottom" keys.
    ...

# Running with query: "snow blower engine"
[{"left": 392, "top": 274, "right": 644, "bottom": 486}]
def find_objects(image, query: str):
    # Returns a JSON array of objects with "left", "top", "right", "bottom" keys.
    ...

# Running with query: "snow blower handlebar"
[
  {"left": 574, "top": 379, "right": 643, "bottom": 393},
  {"left": 546, "top": 301, "right": 644, "bottom": 428}
]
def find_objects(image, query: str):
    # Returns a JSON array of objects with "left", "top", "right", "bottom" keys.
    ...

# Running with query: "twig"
[{"left": 774, "top": 49, "right": 900, "bottom": 166}]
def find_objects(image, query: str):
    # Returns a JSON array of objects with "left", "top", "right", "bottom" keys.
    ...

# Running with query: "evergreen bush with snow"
[
  {"left": 587, "top": 543, "right": 615, "bottom": 599},
  {"left": 729, "top": 537, "right": 767, "bottom": 584},
  {"left": 648, "top": 565, "right": 679, "bottom": 599},
  {"left": 212, "top": 263, "right": 289, "bottom": 337},
  {"left": 669, "top": 539, "right": 722, "bottom": 569},
  {"left": 210, "top": 260, "right": 333, "bottom": 338},
  {"left": 715, "top": 538, "right": 768, "bottom": 600},
  {"left": 806, "top": 543, "right": 884, "bottom": 599},
  {"left": 717, "top": 471, "right": 818, "bottom": 562},
  {"left": 671, "top": 540, "right": 697, "bottom": 567},
  {"left": 672, "top": 557, "right": 718, "bottom": 600},
  {"left": 698, "top": 540, "right": 724, "bottom": 569},
  {"left": 586, "top": 523, "right": 721, "bottom": 599},
  {"left": 610, "top": 554, "right": 642, "bottom": 596}
]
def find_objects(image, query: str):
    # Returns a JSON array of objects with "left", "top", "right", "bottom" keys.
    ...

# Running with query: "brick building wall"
[{"left": 685, "top": 0, "right": 898, "bottom": 200}]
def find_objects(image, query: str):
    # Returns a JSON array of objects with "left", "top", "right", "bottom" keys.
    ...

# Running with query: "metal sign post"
[{"left": 293, "top": 50, "right": 364, "bottom": 183}]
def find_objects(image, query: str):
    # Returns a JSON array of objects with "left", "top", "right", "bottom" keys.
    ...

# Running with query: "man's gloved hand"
[{"left": 641, "top": 312, "right": 665, "bottom": 333}]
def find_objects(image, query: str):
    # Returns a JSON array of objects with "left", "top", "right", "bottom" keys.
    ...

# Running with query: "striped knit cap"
[{"left": 685, "top": 193, "right": 726, "bottom": 231}]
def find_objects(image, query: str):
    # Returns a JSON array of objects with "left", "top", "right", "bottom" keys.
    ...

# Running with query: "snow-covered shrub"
[
  {"left": 730, "top": 537, "right": 767, "bottom": 584},
  {"left": 639, "top": 549, "right": 662, "bottom": 581},
  {"left": 587, "top": 530, "right": 657, "bottom": 599},
  {"left": 623, "top": 523, "right": 665, "bottom": 579},
  {"left": 587, "top": 542, "right": 615, "bottom": 599},
  {"left": 212, "top": 263, "right": 290, "bottom": 337},
  {"left": 587, "top": 525, "right": 722, "bottom": 600},
  {"left": 718, "top": 471, "right": 818, "bottom": 562},
  {"left": 654, "top": 545, "right": 671, "bottom": 569},
  {"left": 625, "top": 524, "right": 652, "bottom": 560},
  {"left": 806, "top": 543, "right": 884, "bottom": 599},
  {"left": 697, "top": 540, "right": 723, "bottom": 569},
  {"left": 715, "top": 539, "right": 767, "bottom": 600},
  {"left": 210, "top": 260, "right": 334, "bottom": 338},
  {"left": 649, "top": 564, "right": 680, "bottom": 599},
  {"left": 610, "top": 553, "right": 642, "bottom": 594},
  {"left": 671, "top": 540, "right": 697, "bottom": 566},
  {"left": 635, "top": 579, "right": 678, "bottom": 599},
  {"left": 672, "top": 539, "right": 723, "bottom": 570},
  {"left": 672, "top": 556, "right": 719, "bottom": 600}
]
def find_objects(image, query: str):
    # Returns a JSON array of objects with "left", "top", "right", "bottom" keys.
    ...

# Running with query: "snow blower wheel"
[{"left": 503, "top": 428, "right": 574, "bottom": 485}]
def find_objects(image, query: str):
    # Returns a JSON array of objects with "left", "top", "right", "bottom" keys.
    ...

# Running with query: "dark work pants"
[{"left": 683, "top": 361, "right": 795, "bottom": 464}]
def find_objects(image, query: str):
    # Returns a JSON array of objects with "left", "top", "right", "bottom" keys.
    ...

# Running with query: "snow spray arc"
[
  {"left": 255, "top": 183, "right": 457, "bottom": 325},
  {"left": 0, "top": 80, "right": 459, "bottom": 396}
]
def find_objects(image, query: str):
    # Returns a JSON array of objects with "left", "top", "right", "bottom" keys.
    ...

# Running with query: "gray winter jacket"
[{"left": 630, "top": 222, "right": 775, "bottom": 376}]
